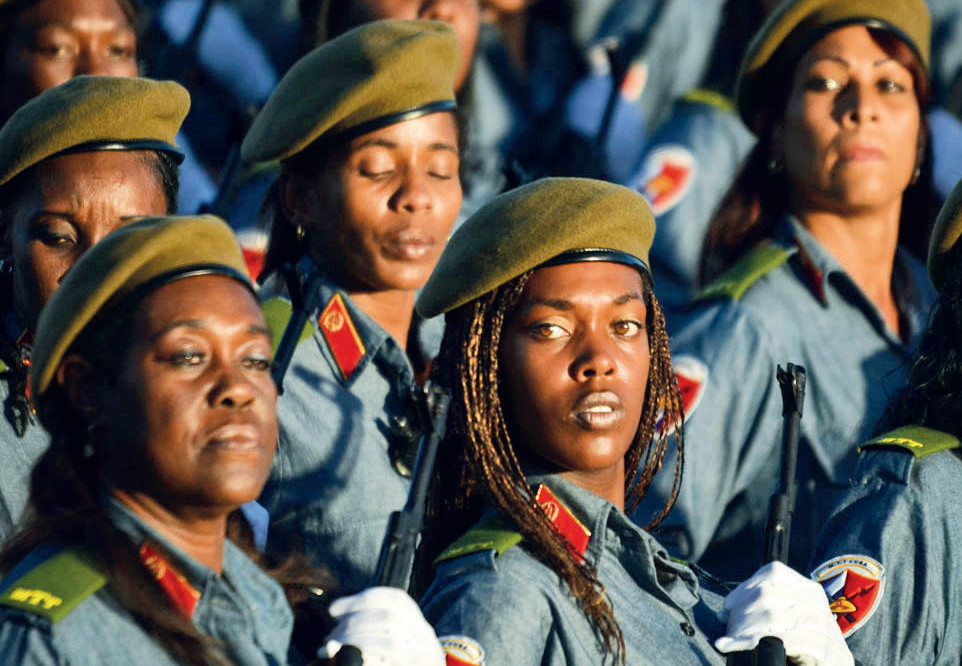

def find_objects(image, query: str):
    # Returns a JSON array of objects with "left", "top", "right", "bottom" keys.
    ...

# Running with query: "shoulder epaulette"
[
  {"left": 435, "top": 517, "right": 522, "bottom": 565},
  {"left": 262, "top": 297, "right": 313, "bottom": 356},
  {"left": 681, "top": 88, "right": 734, "bottom": 111},
  {"left": 696, "top": 244, "right": 790, "bottom": 302},
  {"left": 0, "top": 549, "right": 106, "bottom": 623},
  {"left": 860, "top": 425, "right": 961, "bottom": 459}
]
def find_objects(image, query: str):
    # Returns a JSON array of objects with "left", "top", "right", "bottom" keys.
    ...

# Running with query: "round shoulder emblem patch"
[
  {"left": 636, "top": 144, "right": 696, "bottom": 216},
  {"left": 439, "top": 635, "right": 485, "bottom": 666},
  {"left": 810, "top": 555, "right": 885, "bottom": 637}
]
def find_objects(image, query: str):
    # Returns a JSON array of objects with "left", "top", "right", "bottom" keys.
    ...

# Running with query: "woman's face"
[
  {"left": 97, "top": 275, "right": 277, "bottom": 516},
  {"left": 1, "top": 0, "right": 137, "bottom": 119},
  {"left": 304, "top": 111, "right": 461, "bottom": 293},
  {"left": 4, "top": 150, "right": 167, "bottom": 332},
  {"left": 499, "top": 262, "right": 650, "bottom": 498},
  {"left": 774, "top": 25, "right": 921, "bottom": 215},
  {"left": 358, "top": 0, "right": 480, "bottom": 91}
]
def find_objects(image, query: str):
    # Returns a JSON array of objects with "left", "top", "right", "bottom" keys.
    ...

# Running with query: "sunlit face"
[
  {"left": 4, "top": 150, "right": 168, "bottom": 331},
  {"left": 359, "top": 0, "right": 480, "bottom": 91},
  {"left": 304, "top": 111, "right": 461, "bottom": 293},
  {"left": 499, "top": 263, "right": 650, "bottom": 496},
  {"left": 1, "top": 0, "right": 137, "bottom": 119},
  {"left": 96, "top": 276, "right": 277, "bottom": 515},
  {"left": 775, "top": 25, "right": 922, "bottom": 215}
]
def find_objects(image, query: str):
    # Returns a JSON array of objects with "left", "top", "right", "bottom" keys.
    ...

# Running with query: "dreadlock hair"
[
  {"left": 416, "top": 267, "right": 684, "bottom": 665},
  {"left": 0, "top": 282, "right": 330, "bottom": 665},
  {"left": 878, "top": 241, "right": 962, "bottom": 439},
  {"left": 699, "top": 27, "right": 936, "bottom": 285}
]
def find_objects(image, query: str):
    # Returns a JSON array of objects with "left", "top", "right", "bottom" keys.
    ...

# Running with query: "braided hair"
[{"left": 417, "top": 268, "right": 684, "bottom": 664}]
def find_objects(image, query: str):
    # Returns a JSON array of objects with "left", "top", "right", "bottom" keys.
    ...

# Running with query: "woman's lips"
[
  {"left": 839, "top": 145, "right": 884, "bottom": 162},
  {"left": 571, "top": 391, "right": 625, "bottom": 430},
  {"left": 382, "top": 230, "right": 436, "bottom": 261},
  {"left": 206, "top": 424, "right": 263, "bottom": 452}
]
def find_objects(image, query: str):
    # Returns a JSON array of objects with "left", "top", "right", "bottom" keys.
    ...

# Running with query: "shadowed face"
[
  {"left": 4, "top": 150, "right": 167, "bottom": 331},
  {"left": 499, "top": 262, "right": 650, "bottom": 502},
  {"left": 1, "top": 0, "right": 137, "bottom": 119}
]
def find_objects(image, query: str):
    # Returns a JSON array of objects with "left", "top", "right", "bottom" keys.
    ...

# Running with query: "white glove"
[
  {"left": 318, "top": 587, "right": 445, "bottom": 666},
  {"left": 714, "top": 561, "right": 854, "bottom": 666}
]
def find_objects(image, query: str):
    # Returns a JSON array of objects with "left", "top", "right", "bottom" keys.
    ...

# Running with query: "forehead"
[
  {"left": 134, "top": 275, "right": 263, "bottom": 331},
  {"left": 520, "top": 262, "right": 646, "bottom": 303},
  {"left": 346, "top": 111, "right": 459, "bottom": 151},
  {"left": 799, "top": 25, "right": 900, "bottom": 67},
  {"left": 23, "top": 150, "right": 162, "bottom": 200}
]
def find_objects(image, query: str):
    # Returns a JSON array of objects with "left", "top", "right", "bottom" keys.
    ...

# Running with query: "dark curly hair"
[{"left": 416, "top": 268, "right": 684, "bottom": 665}]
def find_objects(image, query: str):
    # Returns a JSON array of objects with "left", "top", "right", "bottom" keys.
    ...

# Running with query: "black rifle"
[
  {"left": 333, "top": 383, "right": 451, "bottom": 665},
  {"left": 270, "top": 267, "right": 323, "bottom": 393},
  {"left": 728, "top": 363, "right": 806, "bottom": 666}
]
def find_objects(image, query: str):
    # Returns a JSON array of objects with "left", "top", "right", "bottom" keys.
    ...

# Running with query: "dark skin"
[
  {"left": 0, "top": 0, "right": 136, "bottom": 121},
  {"left": 3, "top": 150, "right": 168, "bottom": 332},
  {"left": 59, "top": 276, "right": 277, "bottom": 573},
  {"left": 499, "top": 262, "right": 650, "bottom": 508},
  {"left": 283, "top": 112, "right": 461, "bottom": 348}
]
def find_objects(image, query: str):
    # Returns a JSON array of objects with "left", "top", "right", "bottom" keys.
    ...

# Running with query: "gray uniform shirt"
[
  {"left": 0, "top": 498, "right": 294, "bottom": 665},
  {"left": 810, "top": 440, "right": 962, "bottom": 666},
  {"left": 633, "top": 215, "right": 935, "bottom": 581},
  {"left": 259, "top": 270, "right": 417, "bottom": 591},
  {"left": 423, "top": 475, "right": 727, "bottom": 665}
]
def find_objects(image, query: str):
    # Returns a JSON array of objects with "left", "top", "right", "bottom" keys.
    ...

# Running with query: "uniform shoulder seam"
[
  {"left": 696, "top": 244, "right": 790, "bottom": 302},
  {"left": 860, "top": 425, "right": 961, "bottom": 459},
  {"left": 435, "top": 517, "right": 522, "bottom": 565}
]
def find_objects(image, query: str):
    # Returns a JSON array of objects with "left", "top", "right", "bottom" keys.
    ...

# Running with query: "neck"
[
  {"left": 796, "top": 201, "right": 902, "bottom": 336},
  {"left": 348, "top": 289, "right": 416, "bottom": 351},
  {"left": 560, "top": 465, "right": 625, "bottom": 511},
  {"left": 496, "top": 10, "right": 529, "bottom": 76},
  {"left": 111, "top": 489, "right": 228, "bottom": 574}
]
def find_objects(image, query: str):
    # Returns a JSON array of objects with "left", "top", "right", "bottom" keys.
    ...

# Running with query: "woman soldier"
[
  {"left": 634, "top": 0, "right": 940, "bottom": 580},
  {"left": 413, "top": 177, "right": 851, "bottom": 665},
  {"left": 808, "top": 178, "right": 962, "bottom": 664},
  {"left": 242, "top": 20, "right": 463, "bottom": 590},
  {"left": 0, "top": 214, "right": 444, "bottom": 665},
  {"left": 0, "top": 75, "right": 184, "bottom": 541}
]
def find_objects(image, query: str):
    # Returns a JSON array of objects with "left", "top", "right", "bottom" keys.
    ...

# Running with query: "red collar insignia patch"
[
  {"left": 318, "top": 293, "right": 366, "bottom": 381},
  {"left": 535, "top": 484, "right": 591, "bottom": 562},
  {"left": 637, "top": 145, "right": 695, "bottom": 216},
  {"left": 139, "top": 542, "right": 201, "bottom": 618},
  {"left": 811, "top": 554, "right": 885, "bottom": 637}
]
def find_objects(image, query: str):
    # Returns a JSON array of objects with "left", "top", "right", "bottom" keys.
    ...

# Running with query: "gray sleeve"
[{"left": 810, "top": 451, "right": 955, "bottom": 665}]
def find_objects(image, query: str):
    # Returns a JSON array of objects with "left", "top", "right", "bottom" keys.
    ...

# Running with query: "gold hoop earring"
[{"left": 295, "top": 225, "right": 306, "bottom": 242}]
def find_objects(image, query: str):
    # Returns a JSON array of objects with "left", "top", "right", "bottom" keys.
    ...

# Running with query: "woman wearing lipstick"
[
  {"left": 413, "top": 177, "right": 852, "bottom": 666},
  {"left": 242, "top": 19, "right": 463, "bottom": 591},
  {"left": 633, "top": 0, "right": 941, "bottom": 582},
  {"left": 0, "top": 215, "right": 446, "bottom": 665}
]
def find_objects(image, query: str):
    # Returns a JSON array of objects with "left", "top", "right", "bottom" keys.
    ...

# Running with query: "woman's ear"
[
  {"left": 56, "top": 353, "right": 104, "bottom": 421},
  {"left": 279, "top": 174, "right": 319, "bottom": 231}
]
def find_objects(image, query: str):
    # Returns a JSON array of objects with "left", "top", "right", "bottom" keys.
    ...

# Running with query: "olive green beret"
[
  {"left": 30, "top": 215, "right": 251, "bottom": 408},
  {"left": 737, "top": 0, "right": 930, "bottom": 132},
  {"left": 416, "top": 178, "right": 655, "bottom": 318},
  {"left": 0, "top": 76, "right": 188, "bottom": 186},
  {"left": 241, "top": 19, "right": 458, "bottom": 164},
  {"left": 0, "top": 0, "right": 135, "bottom": 22},
  {"left": 928, "top": 179, "right": 962, "bottom": 293}
]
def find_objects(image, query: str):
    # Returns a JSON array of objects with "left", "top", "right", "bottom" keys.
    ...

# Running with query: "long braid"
[{"left": 420, "top": 270, "right": 685, "bottom": 664}]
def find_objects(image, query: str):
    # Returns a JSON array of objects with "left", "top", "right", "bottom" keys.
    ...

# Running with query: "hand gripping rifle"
[
  {"left": 727, "top": 363, "right": 806, "bottom": 666},
  {"left": 333, "top": 383, "right": 451, "bottom": 665}
]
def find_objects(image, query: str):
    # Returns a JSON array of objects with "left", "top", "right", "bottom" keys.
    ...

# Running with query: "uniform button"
[{"left": 680, "top": 622, "right": 696, "bottom": 637}]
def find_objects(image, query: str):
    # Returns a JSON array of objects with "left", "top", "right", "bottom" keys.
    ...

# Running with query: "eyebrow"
[
  {"left": 809, "top": 55, "right": 895, "bottom": 68},
  {"left": 151, "top": 319, "right": 271, "bottom": 340}
]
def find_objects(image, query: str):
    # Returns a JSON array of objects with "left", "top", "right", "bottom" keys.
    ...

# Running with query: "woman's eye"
[
  {"left": 108, "top": 44, "right": 134, "bottom": 59},
  {"left": 612, "top": 320, "right": 644, "bottom": 336},
  {"left": 529, "top": 323, "right": 566, "bottom": 340},
  {"left": 170, "top": 350, "right": 204, "bottom": 366},
  {"left": 878, "top": 78, "right": 907, "bottom": 93},
  {"left": 805, "top": 76, "right": 841, "bottom": 92},
  {"left": 31, "top": 227, "right": 77, "bottom": 248},
  {"left": 243, "top": 356, "right": 271, "bottom": 371}
]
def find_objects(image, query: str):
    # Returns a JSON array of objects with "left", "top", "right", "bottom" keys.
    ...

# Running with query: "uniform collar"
[
  {"left": 524, "top": 474, "right": 702, "bottom": 610},
  {"left": 775, "top": 214, "right": 934, "bottom": 345}
]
